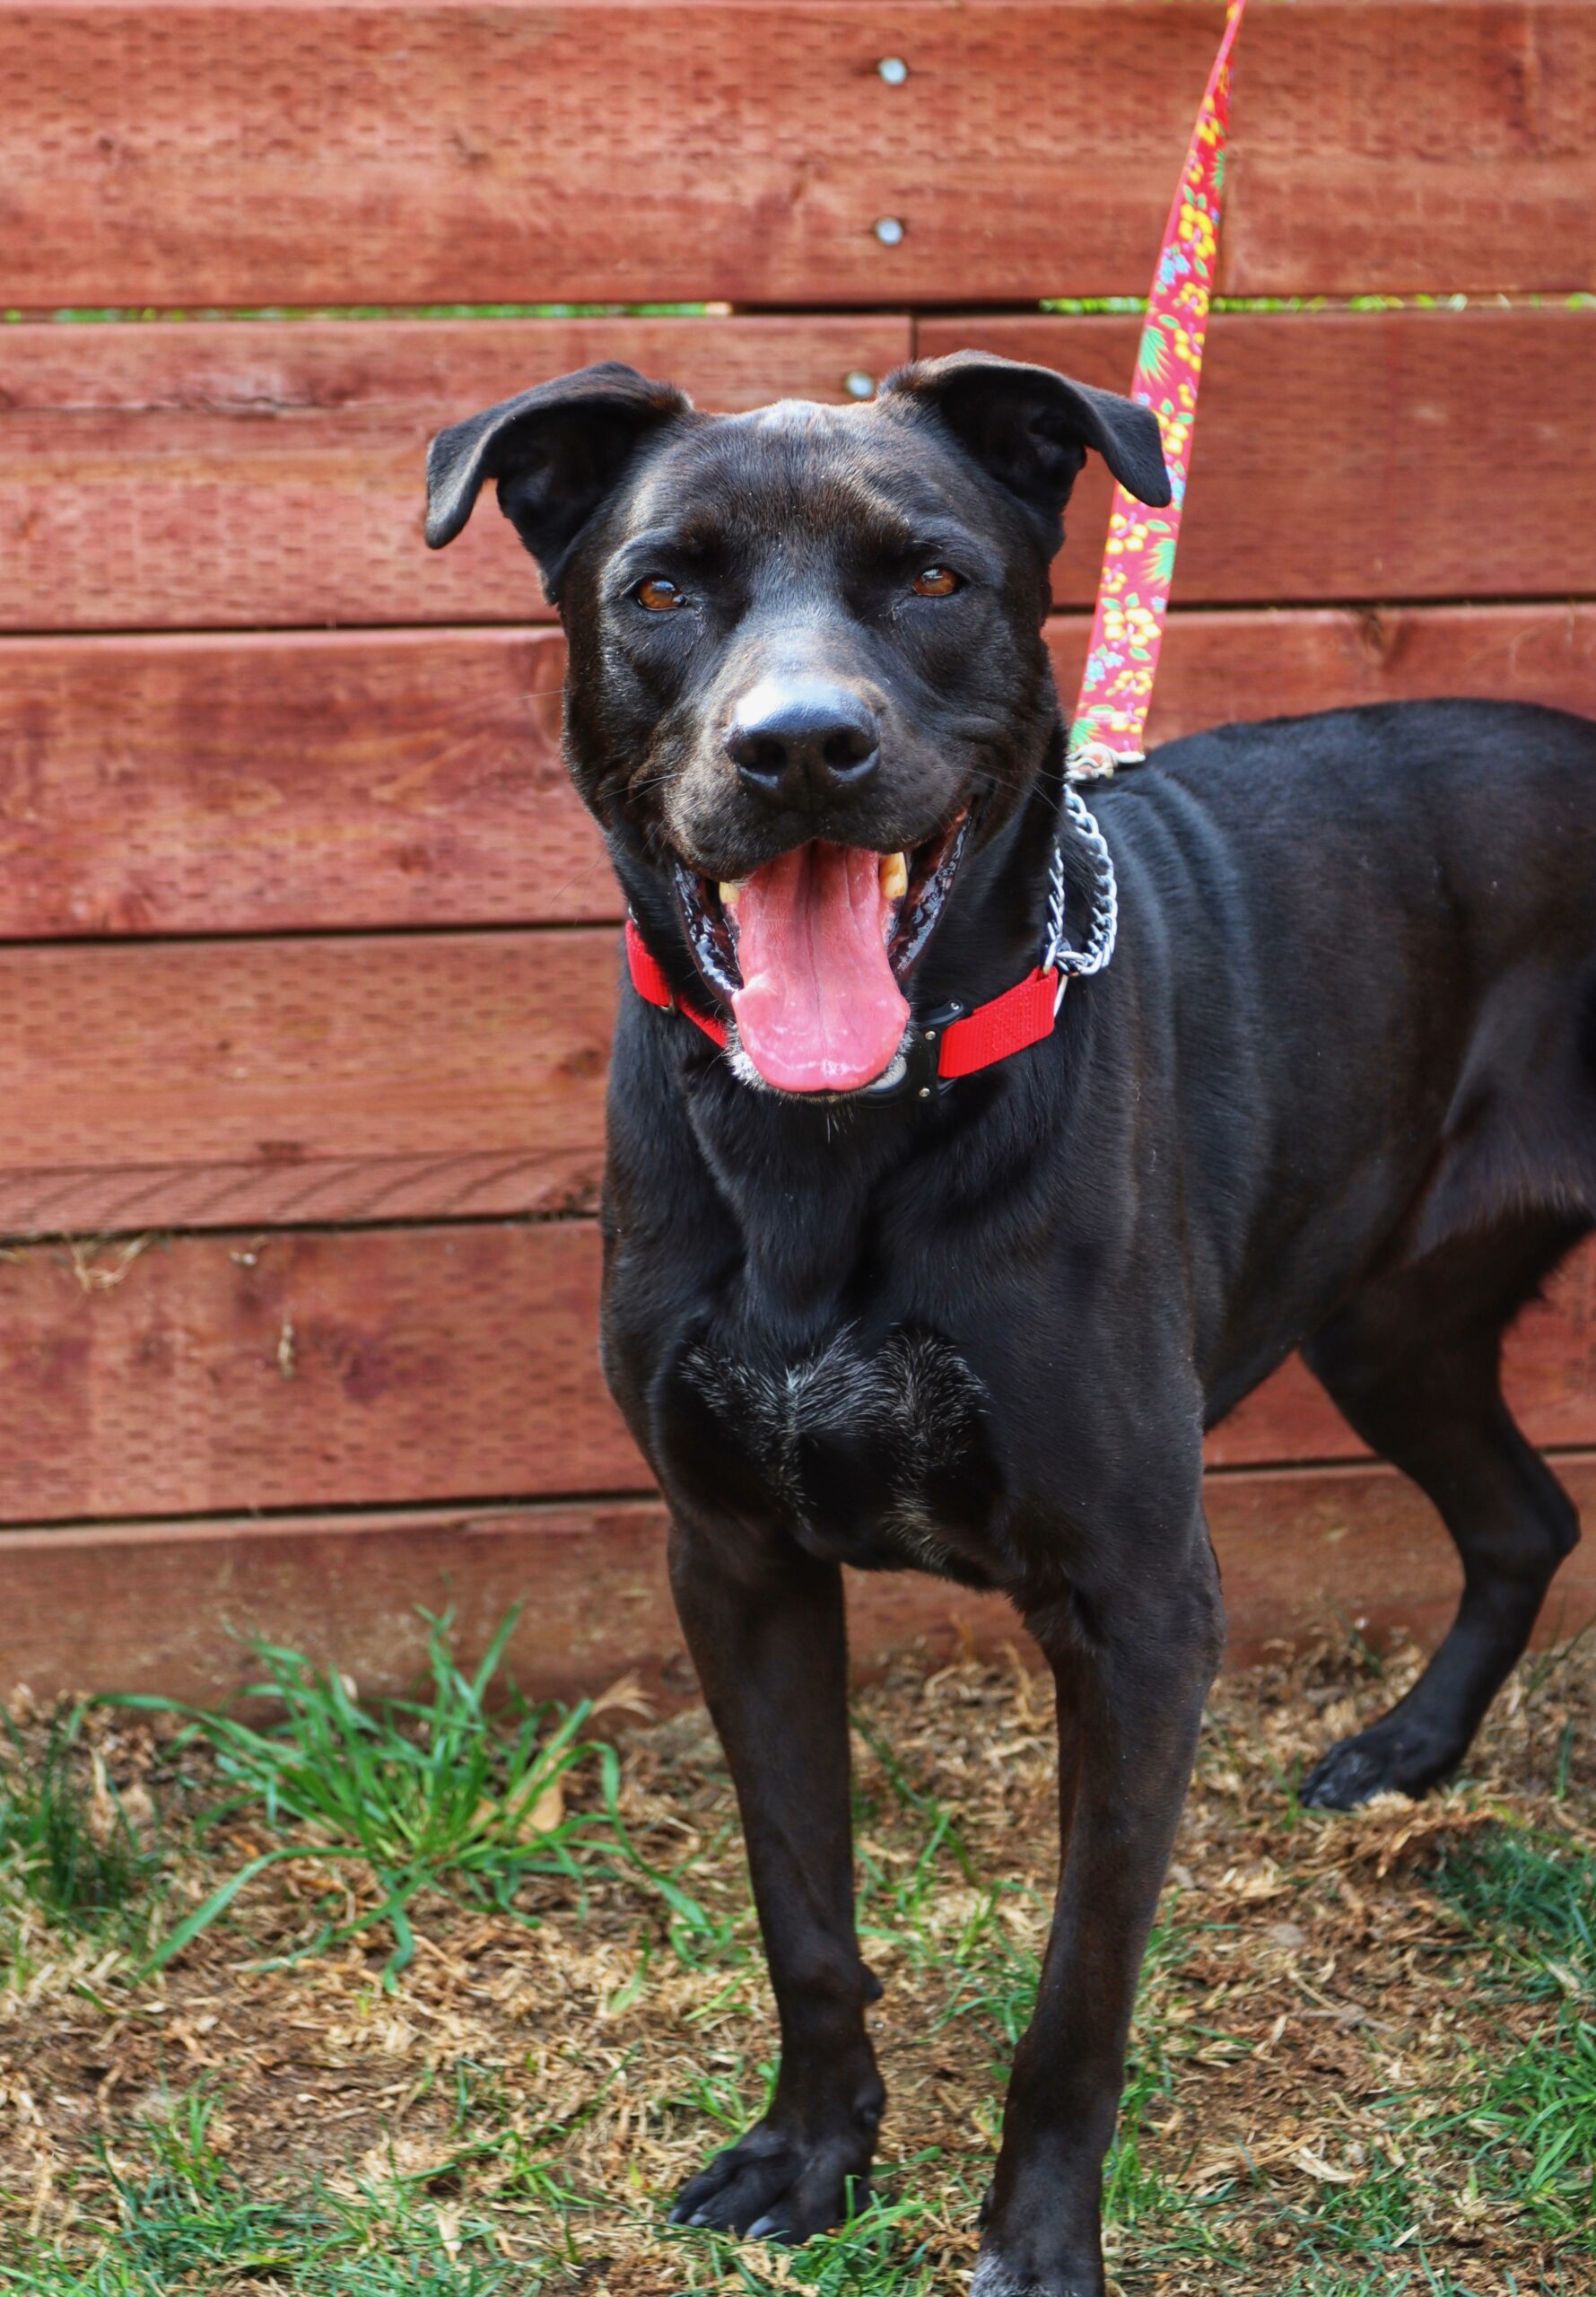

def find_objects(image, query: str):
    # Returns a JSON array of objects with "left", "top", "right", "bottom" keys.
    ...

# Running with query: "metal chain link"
[{"left": 1041, "top": 782, "right": 1119, "bottom": 1009}]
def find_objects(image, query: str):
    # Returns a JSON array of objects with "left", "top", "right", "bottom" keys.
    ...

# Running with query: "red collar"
[{"left": 624, "top": 917, "right": 1060, "bottom": 1096}]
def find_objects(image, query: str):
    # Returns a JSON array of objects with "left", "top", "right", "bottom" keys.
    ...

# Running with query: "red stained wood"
[
  {"left": 0, "top": 1212, "right": 1589, "bottom": 1530},
  {"left": 9, "top": 310, "right": 1596, "bottom": 631},
  {"left": 0, "top": 932, "right": 615, "bottom": 1234},
  {"left": 1213, "top": 1243, "right": 1596, "bottom": 1467},
  {"left": 0, "top": 628, "right": 586, "bottom": 935},
  {"left": 918, "top": 309, "right": 1596, "bottom": 607},
  {"left": 0, "top": 317, "right": 909, "bottom": 633},
  {"left": 1203, "top": 1451, "right": 1596, "bottom": 1663},
  {"left": 0, "top": 1503, "right": 685, "bottom": 1710},
  {"left": 5, "top": 606, "right": 1593, "bottom": 939},
  {"left": 1051, "top": 604, "right": 1596, "bottom": 750},
  {"left": 3, "top": 5, "right": 1591, "bottom": 309},
  {"left": 0, "top": 1221, "right": 639, "bottom": 1526},
  {"left": 1, "top": 1453, "right": 1592, "bottom": 1707}
]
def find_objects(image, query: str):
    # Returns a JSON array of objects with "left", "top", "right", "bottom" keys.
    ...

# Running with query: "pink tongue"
[{"left": 730, "top": 843, "right": 909, "bottom": 1092}]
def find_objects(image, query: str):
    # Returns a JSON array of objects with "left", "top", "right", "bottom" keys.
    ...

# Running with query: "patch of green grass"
[
  {"left": 670, "top": 2174, "right": 979, "bottom": 2297},
  {"left": 0, "top": 2087, "right": 520, "bottom": 2293},
  {"left": 4, "top": 301, "right": 709, "bottom": 324},
  {"left": 1432, "top": 1830, "right": 1595, "bottom": 2000},
  {"left": 117, "top": 1610, "right": 664, "bottom": 1980},
  {"left": 1040, "top": 292, "right": 1596, "bottom": 316},
  {"left": 17, "top": 292, "right": 1594, "bottom": 330},
  {"left": 1430, "top": 2008, "right": 1596, "bottom": 2247},
  {"left": 1406, "top": 1828, "right": 1596, "bottom": 2253},
  {"left": 1282, "top": 2152, "right": 1423, "bottom": 2263},
  {"left": 1275, "top": 2271, "right": 1554, "bottom": 2297},
  {"left": 0, "top": 1703, "right": 164, "bottom": 1948}
]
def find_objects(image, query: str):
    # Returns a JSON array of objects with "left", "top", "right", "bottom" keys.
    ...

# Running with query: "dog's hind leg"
[{"left": 1299, "top": 1212, "right": 1588, "bottom": 1811}]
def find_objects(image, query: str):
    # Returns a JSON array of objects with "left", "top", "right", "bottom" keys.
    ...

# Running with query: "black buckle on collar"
[{"left": 859, "top": 1000, "right": 965, "bottom": 1102}]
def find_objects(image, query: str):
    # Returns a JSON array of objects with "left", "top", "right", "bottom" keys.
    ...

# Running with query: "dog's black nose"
[{"left": 725, "top": 678, "right": 879, "bottom": 802}]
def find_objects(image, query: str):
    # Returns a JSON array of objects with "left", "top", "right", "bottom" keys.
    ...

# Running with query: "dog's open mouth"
[{"left": 672, "top": 812, "right": 970, "bottom": 1094}]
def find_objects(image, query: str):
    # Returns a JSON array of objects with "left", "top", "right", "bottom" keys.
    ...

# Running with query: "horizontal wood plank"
[
  {"left": 0, "top": 629, "right": 585, "bottom": 934},
  {"left": 4, "top": 606, "right": 1593, "bottom": 938},
  {"left": 1215, "top": 1243, "right": 1596, "bottom": 1466},
  {"left": 0, "top": 317, "right": 909, "bottom": 633},
  {"left": 0, "top": 933, "right": 614, "bottom": 1233},
  {"left": 0, "top": 1221, "right": 635, "bottom": 1525},
  {"left": 918, "top": 309, "right": 1596, "bottom": 607},
  {"left": 0, "top": 1217, "right": 1589, "bottom": 1528},
  {"left": 8, "top": 310, "right": 1594, "bottom": 631},
  {"left": 1049, "top": 604, "right": 1596, "bottom": 750},
  {"left": 4, "top": 5, "right": 1592, "bottom": 308},
  {"left": 1, "top": 1453, "right": 1592, "bottom": 1707}
]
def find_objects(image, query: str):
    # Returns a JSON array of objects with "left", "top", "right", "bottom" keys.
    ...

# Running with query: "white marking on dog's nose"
[{"left": 726, "top": 676, "right": 881, "bottom": 798}]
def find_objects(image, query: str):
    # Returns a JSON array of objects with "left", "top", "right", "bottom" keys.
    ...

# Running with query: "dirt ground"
[{"left": 0, "top": 1626, "right": 1592, "bottom": 2295}]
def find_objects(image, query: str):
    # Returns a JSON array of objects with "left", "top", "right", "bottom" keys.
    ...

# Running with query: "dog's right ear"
[{"left": 425, "top": 362, "right": 693, "bottom": 599}]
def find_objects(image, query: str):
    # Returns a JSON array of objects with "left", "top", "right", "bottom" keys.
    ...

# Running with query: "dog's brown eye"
[
  {"left": 636, "top": 576, "right": 685, "bottom": 612},
  {"left": 911, "top": 565, "right": 960, "bottom": 598}
]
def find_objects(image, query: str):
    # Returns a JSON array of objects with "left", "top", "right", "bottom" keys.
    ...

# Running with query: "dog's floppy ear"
[
  {"left": 880, "top": 350, "right": 1171, "bottom": 552},
  {"left": 425, "top": 361, "right": 693, "bottom": 597}
]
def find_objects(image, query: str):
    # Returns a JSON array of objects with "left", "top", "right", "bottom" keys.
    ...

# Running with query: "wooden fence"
[{"left": 1, "top": 0, "right": 1593, "bottom": 1702}]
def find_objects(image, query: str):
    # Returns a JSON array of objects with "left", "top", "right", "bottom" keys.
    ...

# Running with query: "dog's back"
[{"left": 1103, "top": 699, "right": 1596, "bottom": 1330}]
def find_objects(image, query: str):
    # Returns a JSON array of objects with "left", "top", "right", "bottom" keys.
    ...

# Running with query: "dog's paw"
[
  {"left": 970, "top": 2250, "right": 1101, "bottom": 2297},
  {"left": 667, "top": 2119, "right": 872, "bottom": 2243},
  {"left": 1301, "top": 1720, "right": 1459, "bottom": 1810}
]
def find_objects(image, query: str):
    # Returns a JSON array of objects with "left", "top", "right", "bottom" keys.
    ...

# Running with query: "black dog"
[{"left": 426, "top": 354, "right": 1595, "bottom": 2296}]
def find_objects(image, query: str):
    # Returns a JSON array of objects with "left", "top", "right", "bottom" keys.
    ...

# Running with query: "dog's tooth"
[
  {"left": 719, "top": 880, "right": 745, "bottom": 909},
  {"left": 880, "top": 852, "right": 909, "bottom": 903}
]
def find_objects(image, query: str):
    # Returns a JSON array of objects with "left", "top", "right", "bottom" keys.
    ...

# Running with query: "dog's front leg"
[
  {"left": 975, "top": 1516, "right": 1224, "bottom": 2297},
  {"left": 666, "top": 1515, "right": 884, "bottom": 2240}
]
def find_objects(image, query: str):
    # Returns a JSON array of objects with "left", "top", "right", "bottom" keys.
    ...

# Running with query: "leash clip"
[{"left": 859, "top": 1000, "right": 966, "bottom": 1102}]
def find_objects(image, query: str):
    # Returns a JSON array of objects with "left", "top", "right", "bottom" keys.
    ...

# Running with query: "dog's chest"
[{"left": 672, "top": 1325, "right": 998, "bottom": 1575}]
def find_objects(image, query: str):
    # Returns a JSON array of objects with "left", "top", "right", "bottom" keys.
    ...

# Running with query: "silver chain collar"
[{"left": 1041, "top": 781, "right": 1120, "bottom": 1012}]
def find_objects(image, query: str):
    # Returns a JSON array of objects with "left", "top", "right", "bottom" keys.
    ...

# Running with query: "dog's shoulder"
[{"left": 1099, "top": 698, "right": 1596, "bottom": 883}]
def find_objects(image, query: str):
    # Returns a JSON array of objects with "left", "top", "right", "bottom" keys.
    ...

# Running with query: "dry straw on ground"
[{"left": 0, "top": 1623, "right": 1591, "bottom": 2294}]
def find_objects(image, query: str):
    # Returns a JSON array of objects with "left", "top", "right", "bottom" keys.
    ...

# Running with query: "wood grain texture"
[
  {"left": 918, "top": 308, "right": 1596, "bottom": 607},
  {"left": 1048, "top": 604, "right": 1596, "bottom": 748},
  {"left": 0, "top": 932, "right": 615, "bottom": 1234},
  {"left": 0, "top": 629, "right": 586, "bottom": 934},
  {"left": 6, "top": 605, "right": 1593, "bottom": 939},
  {"left": 1, "top": 1453, "right": 1592, "bottom": 1707},
  {"left": 3, "top": 5, "right": 1592, "bottom": 308},
  {"left": 1214, "top": 1243, "right": 1596, "bottom": 1467},
  {"left": 0, "top": 1221, "right": 636, "bottom": 1525},
  {"left": 0, "top": 1215, "right": 1588, "bottom": 1529},
  {"left": 0, "top": 317, "right": 909, "bottom": 633},
  {"left": 9, "top": 310, "right": 1595, "bottom": 632}
]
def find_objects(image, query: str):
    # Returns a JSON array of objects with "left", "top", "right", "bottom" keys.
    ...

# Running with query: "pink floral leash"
[{"left": 1067, "top": 0, "right": 1247, "bottom": 781}]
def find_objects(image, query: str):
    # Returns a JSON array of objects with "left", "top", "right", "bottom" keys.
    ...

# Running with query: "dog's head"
[{"left": 426, "top": 353, "right": 1168, "bottom": 1096}]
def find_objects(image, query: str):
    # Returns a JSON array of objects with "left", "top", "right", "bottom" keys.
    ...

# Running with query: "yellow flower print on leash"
[{"left": 1069, "top": 0, "right": 1246, "bottom": 780}]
